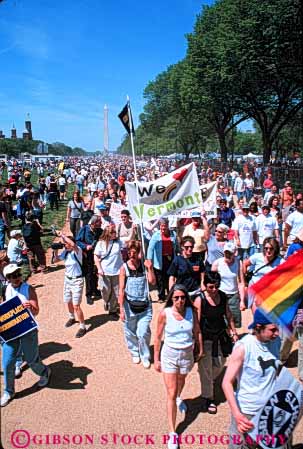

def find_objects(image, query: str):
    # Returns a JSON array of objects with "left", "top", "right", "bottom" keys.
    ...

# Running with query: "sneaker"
[
  {"left": 167, "top": 432, "right": 179, "bottom": 449},
  {"left": 37, "top": 367, "right": 51, "bottom": 388},
  {"left": 15, "top": 366, "right": 22, "bottom": 379},
  {"left": 0, "top": 392, "right": 15, "bottom": 407},
  {"left": 176, "top": 397, "right": 187, "bottom": 414},
  {"left": 142, "top": 359, "right": 151, "bottom": 369},
  {"left": 75, "top": 328, "right": 86, "bottom": 338},
  {"left": 132, "top": 356, "right": 141, "bottom": 364},
  {"left": 109, "top": 312, "right": 119, "bottom": 321},
  {"left": 65, "top": 318, "right": 76, "bottom": 328}
]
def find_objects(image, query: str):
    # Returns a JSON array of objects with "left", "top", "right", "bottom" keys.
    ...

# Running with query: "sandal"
[{"left": 207, "top": 401, "right": 217, "bottom": 414}]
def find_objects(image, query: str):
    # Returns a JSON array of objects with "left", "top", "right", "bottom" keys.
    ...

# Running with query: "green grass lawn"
[{"left": 2, "top": 168, "right": 76, "bottom": 276}]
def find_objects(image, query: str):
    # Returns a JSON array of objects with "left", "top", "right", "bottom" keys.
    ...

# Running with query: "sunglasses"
[
  {"left": 183, "top": 245, "right": 193, "bottom": 249},
  {"left": 207, "top": 284, "right": 219, "bottom": 290},
  {"left": 173, "top": 295, "right": 186, "bottom": 300},
  {"left": 7, "top": 272, "right": 22, "bottom": 279},
  {"left": 264, "top": 246, "right": 274, "bottom": 251},
  {"left": 215, "top": 230, "right": 224, "bottom": 234}
]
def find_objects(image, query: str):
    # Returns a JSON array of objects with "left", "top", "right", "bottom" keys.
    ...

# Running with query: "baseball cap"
[
  {"left": 3, "top": 264, "right": 20, "bottom": 277},
  {"left": 191, "top": 211, "right": 201, "bottom": 218},
  {"left": 10, "top": 230, "right": 22, "bottom": 238},
  {"left": 248, "top": 310, "right": 272, "bottom": 329},
  {"left": 242, "top": 203, "right": 250, "bottom": 209},
  {"left": 223, "top": 242, "right": 236, "bottom": 253},
  {"left": 96, "top": 204, "right": 107, "bottom": 211}
]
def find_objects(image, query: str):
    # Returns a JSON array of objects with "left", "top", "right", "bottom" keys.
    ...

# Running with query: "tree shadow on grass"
[{"left": 15, "top": 359, "right": 92, "bottom": 400}]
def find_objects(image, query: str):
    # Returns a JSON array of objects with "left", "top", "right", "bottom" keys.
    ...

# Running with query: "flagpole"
[{"left": 126, "top": 96, "right": 147, "bottom": 259}]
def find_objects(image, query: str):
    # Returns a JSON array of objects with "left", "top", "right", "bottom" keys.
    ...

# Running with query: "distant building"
[
  {"left": 11, "top": 124, "right": 17, "bottom": 139},
  {"left": 1, "top": 115, "right": 33, "bottom": 141}
]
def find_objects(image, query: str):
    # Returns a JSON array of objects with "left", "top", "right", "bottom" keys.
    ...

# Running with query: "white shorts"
[
  {"left": 160, "top": 344, "right": 194, "bottom": 375},
  {"left": 63, "top": 277, "right": 84, "bottom": 305}
]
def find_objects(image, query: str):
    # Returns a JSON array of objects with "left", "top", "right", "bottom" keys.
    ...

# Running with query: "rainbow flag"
[{"left": 250, "top": 249, "right": 303, "bottom": 335}]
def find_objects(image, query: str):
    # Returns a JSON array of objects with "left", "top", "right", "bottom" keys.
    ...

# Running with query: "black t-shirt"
[
  {"left": 22, "top": 222, "right": 42, "bottom": 246},
  {"left": 167, "top": 254, "right": 204, "bottom": 292}
]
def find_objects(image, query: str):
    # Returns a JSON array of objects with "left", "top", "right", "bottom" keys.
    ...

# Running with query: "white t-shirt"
[
  {"left": 58, "top": 177, "right": 66, "bottom": 186},
  {"left": 216, "top": 257, "right": 240, "bottom": 294},
  {"left": 255, "top": 214, "right": 278, "bottom": 244},
  {"left": 286, "top": 211, "right": 303, "bottom": 240},
  {"left": 94, "top": 240, "right": 123, "bottom": 275},
  {"left": 232, "top": 214, "right": 256, "bottom": 248},
  {"left": 59, "top": 248, "right": 83, "bottom": 278}
]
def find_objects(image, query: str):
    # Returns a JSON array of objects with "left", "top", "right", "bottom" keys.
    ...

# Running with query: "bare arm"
[
  {"left": 144, "top": 259, "right": 156, "bottom": 285},
  {"left": 238, "top": 260, "right": 245, "bottom": 309},
  {"left": 118, "top": 266, "right": 126, "bottom": 321},
  {"left": 169, "top": 276, "right": 176, "bottom": 290},
  {"left": 154, "top": 310, "right": 166, "bottom": 372},
  {"left": 242, "top": 258, "right": 252, "bottom": 276},
  {"left": 22, "top": 285, "right": 39, "bottom": 316},
  {"left": 283, "top": 223, "right": 291, "bottom": 248},
  {"left": 193, "top": 308, "right": 204, "bottom": 359},
  {"left": 222, "top": 345, "right": 254, "bottom": 433}
]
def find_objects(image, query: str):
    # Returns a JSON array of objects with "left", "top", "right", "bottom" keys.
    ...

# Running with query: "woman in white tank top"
[{"left": 154, "top": 284, "right": 203, "bottom": 449}]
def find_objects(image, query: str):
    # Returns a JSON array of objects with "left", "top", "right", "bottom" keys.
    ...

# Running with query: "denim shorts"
[{"left": 160, "top": 344, "right": 194, "bottom": 374}]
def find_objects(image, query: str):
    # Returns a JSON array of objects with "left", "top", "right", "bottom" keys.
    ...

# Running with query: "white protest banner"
[
  {"left": 125, "top": 163, "right": 202, "bottom": 223},
  {"left": 109, "top": 202, "right": 125, "bottom": 224},
  {"left": 168, "top": 181, "right": 217, "bottom": 220},
  {"left": 248, "top": 367, "right": 303, "bottom": 449}
]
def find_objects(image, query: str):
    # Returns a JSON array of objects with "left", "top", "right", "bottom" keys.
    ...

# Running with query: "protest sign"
[
  {"left": 168, "top": 181, "right": 217, "bottom": 220},
  {"left": 125, "top": 163, "right": 202, "bottom": 223},
  {"left": 0, "top": 296, "right": 38, "bottom": 343},
  {"left": 249, "top": 367, "right": 303, "bottom": 449},
  {"left": 109, "top": 202, "right": 125, "bottom": 224}
]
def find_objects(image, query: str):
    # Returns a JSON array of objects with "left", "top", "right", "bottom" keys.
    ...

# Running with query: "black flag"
[{"left": 118, "top": 103, "right": 135, "bottom": 135}]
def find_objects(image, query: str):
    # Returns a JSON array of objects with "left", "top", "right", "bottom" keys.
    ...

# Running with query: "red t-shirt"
[{"left": 162, "top": 234, "right": 173, "bottom": 256}]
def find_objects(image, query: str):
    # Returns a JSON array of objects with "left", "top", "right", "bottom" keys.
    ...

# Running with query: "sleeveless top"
[
  {"left": 199, "top": 291, "right": 232, "bottom": 357},
  {"left": 164, "top": 307, "right": 193, "bottom": 349},
  {"left": 235, "top": 334, "right": 281, "bottom": 414},
  {"left": 124, "top": 262, "right": 148, "bottom": 303},
  {"left": 5, "top": 282, "right": 30, "bottom": 304}
]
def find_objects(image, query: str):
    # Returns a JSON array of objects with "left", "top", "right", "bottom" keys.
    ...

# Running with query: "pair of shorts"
[
  {"left": 63, "top": 277, "right": 84, "bottom": 305},
  {"left": 160, "top": 344, "right": 194, "bottom": 374}
]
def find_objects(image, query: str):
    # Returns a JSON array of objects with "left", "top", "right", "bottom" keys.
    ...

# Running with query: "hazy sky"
[{"left": 0, "top": 0, "right": 252, "bottom": 153}]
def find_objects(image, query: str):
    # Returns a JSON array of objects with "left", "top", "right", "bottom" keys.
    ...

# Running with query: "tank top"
[
  {"left": 199, "top": 291, "right": 227, "bottom": 337},
  {"left": 217, "top": 258, "right": 239, "bottom": 294},
  {"left": 164, "top": 307, "right": 193, "bottom": 349},
  {"left": 235, "top": 334, "right": 281, "bottom": 414},
  {"left": 5, "top": 282, "right": 30, "bottom": 304}
]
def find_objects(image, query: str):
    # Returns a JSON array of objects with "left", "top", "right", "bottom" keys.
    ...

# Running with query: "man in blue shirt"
[
  {"left": 76, "top": 215, "right": 102, "bottom": 305},
  {"left": 218, "top": 199, "right": 235, "bottom": 228}
]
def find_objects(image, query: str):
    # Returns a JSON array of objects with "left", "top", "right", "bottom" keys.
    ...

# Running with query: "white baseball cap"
[{"left": 3, "top": 264, "right": 20, "bottom": 277}]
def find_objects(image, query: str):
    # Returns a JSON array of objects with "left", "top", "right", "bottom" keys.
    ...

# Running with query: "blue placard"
[{"left": 0, "top": 295, "right": 38, "bottom": 343}]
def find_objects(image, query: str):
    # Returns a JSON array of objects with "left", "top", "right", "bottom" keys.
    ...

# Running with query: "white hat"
[
  {"left": 223, "top": 242, "right": 236, "bottom": 253},
  {"left": 10, "top": 229, "right": 22, "bottom": 238},
  {"left": 216, "top": 224, "right": 229, "bottom": 233},
  {"left": 3, "top": 263, "right": 20, "bottom": 277}
]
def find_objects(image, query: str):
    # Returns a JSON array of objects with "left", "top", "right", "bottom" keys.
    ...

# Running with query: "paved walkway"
[{"left": 1, "top": 235, "right": 302, "bottom": 449}]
